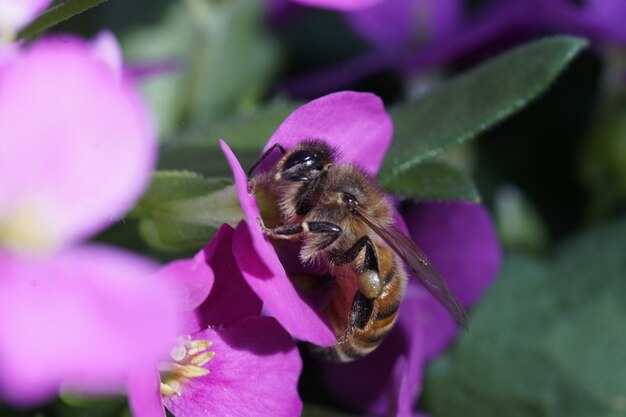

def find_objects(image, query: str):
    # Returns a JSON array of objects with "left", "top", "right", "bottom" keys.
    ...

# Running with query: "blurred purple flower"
[
  {"left": 282, "top": 0, "right": 626, "bottom": 97},
  {"left": 0, "top": 0, "right": 50, "bottom": 43},
  {"left": 0, "top": 35, "right": 183, "bottom": 405},
  {"left": 128, "top": 225, "right": 303, "bottom": 417},
  {"left": 220, "top": 90, "right": 501, "bottom": 415}
]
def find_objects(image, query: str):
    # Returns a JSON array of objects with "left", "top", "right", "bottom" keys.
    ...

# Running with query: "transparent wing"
[{"left": 355, "top": 207, "right": 469, "bottom": 330}]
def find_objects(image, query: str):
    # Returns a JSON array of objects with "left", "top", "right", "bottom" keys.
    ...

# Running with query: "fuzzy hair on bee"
[{"left": 248, "top": 139, "right": 467, "bottom": 362}]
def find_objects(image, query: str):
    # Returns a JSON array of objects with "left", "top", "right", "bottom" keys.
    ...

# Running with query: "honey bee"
[{"left": 248, "top": 139, "right": 468, "bottom": 362}]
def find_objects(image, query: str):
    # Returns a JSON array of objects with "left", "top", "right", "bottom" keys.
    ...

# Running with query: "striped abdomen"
[{"left": 313, "top": 245, "right": 407, "bottom": 362}]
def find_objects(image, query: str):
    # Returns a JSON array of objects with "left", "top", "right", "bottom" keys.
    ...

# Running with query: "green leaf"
[
  {"left": 132, "top": 171, "right": 243, "bottom": 252},
  {"left": 423, "top": 215, "right": 626, "bottom": 417},
  {"left": 122, "top": 0, "right": 281, "bottom": 136},
  {"left": 378, "top": 36, "right": 588, "bottom": 184},
  {"left": 18, "top": 0, "right": 109, "bottom": 40},
  {"left": 380, "top": 161, "right": 480, "bottom": 201}
]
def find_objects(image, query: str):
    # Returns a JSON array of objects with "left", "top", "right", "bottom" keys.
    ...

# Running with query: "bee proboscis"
[{"left": 248, "top": 139, "right": 467, "bottom": 362}]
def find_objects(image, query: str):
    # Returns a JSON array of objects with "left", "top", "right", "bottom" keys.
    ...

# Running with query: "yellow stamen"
[
  {"left": 188, "top": 340, "right": 212, "bottom": 355},
  {"left": 159, "top": 337, "right": 215, "bottom": 397},
  {"left": 190, "top": 351, "right": 215, "bottom": 367},
  {"left": 160, "top": 382, "right": 182, "bottom": 396}
]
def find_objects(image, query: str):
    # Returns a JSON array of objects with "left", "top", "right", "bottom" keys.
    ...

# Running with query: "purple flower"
[
  {"left": 289, "top": 0, "right": 384, "bottom": 12},
  {"left": 0, "top": 35, "right": 183, "bottom": 405},
  {"left": 281, "top": 0, "right": 626, "bottom": 97},
  {"left": 220, "top": 91, "right": 501, "bottom": 415},
  {"left": 128, "top": 225, "right": 303, "bottom": 417}
]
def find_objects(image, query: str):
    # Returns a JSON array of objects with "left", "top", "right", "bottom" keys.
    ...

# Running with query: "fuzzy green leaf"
[
  {"left": 380, "top": 161, "right": 480, "bottom": 201},
  {"left": 132, "top": 171, "right": 243, "bottom": 251},
  {"left": 423, "top": 216, "right": 626, "bottom": 417},
  {"left": 378, "top": 36, "right": 587, "bottom": 184}
]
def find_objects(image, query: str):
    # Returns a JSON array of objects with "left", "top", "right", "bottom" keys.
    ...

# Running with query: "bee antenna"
[{"left": 247, "top": 143, "right": 286, "bottom": 178}]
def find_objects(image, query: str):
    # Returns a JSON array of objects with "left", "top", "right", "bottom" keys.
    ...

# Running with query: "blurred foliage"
[
  {"left": 494, "top": 185, "right": 549, "bottom": 255},
  {"left": 131, "top": 171, "right": 241, "bottom": 251},
  {"left": 423, "top": 215, "right": 626, "bottom": 417},
  {"left": 121, "top": 0, "right": 280, "bottom": 137}
]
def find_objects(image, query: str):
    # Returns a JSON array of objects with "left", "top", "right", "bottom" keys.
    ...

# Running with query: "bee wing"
[{"left": 354, "top": 207, "right": 469, "bottom": 330}]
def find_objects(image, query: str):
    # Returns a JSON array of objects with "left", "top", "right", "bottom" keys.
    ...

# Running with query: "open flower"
[
  {"left": 128, "top": 225, "right": 303, "bottom": 417},
  {"left": 0, "top": 35, "right": 182, "bottom": 405},
  {"left": 220, "top": 91, "right": 501, "bottom": 415}
]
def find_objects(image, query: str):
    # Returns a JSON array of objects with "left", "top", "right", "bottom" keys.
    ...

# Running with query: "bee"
[{"left": 248, "top": 139, "right": 468, "bottom": 362}]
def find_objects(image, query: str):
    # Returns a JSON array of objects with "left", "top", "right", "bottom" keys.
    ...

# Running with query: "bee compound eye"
[
  {"left": 282, "top": 150, "right": 319, "bottom": 172},
  {"left": 342, "top": 193, "right": 359, "bottom": 206}
]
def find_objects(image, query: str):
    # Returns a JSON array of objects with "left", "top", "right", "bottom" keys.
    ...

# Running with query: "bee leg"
[
  {"left": 330, "top": 236, "right": 382, "bottom": 299},
  {"left": 258, "top": 218, "right": 342, "bottom": 241},
  {"left": 337, "top": 292, "right": 375, "bottom": 344}
]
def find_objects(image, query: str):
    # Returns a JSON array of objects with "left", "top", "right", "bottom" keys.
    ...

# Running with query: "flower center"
[
  {"left": 0, "top": 204, "right": 56, "bottom": 254},
  {"left": 159, "top": 337, "right": 215, "bottom": 396}
]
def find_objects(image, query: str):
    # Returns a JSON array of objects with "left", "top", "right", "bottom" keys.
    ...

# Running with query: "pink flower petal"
[
  {"left": 0, "top": 37, "right": 155, "bottom": 252},
  {"left": 290, "top": 0, "right": 384, "bottom": 12},
  {"left": 127, "top": 369, "right": 167, "bottom": 417},
  {"left": 0, "top": 0, "right": 50, "bottom": 36},
  {"left": 194, "top": 224, "right": 263, "bottom": 331},
  {"left": 157, "top": 251, "right": 215, "bottom": 313},
  {"left": 262, "top": 91, "right": 393, "bottom": 176},
  {"left": 88, "top": 30, "right": 124, "bottom": 81},
  {"left": 163, "top": 316, "right": 302, "bottom": 417},
  {"left": 220, "top": 140, "right": 335, "bottom": 346},
  {"left": 0, "top": 245, "right": 182, "bottom": 405}
]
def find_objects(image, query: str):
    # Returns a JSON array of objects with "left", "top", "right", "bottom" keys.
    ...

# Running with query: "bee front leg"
[
  {"left": 330, "top": 236, "right": 382, "bottom": 299},
  {"left": 258, "top": 217, "right": 342, "bottom": 242}
]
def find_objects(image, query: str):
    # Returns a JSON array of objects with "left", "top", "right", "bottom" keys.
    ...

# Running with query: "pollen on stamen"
[{"left": 159, "top": 337, "right": 215, "bottom": 397}]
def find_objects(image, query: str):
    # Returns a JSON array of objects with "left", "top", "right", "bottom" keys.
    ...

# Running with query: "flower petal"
[
  {"left": 233, "top": 222, "right": 335, "bottom": 345},
  {"left": 0, "top": 245, "right": 182, "bottom": 405},
  {"left": 88, "top": 30, "right": 124, "bottom": 81},
  {"left": 344, "top": 0, "right": 419, "bottom": 49},
  {"left": 0, "top": 36, "right": 155, "bottom": 252},
  {"left": 163, "top": 316, "right": 302, "bottom": 417},
  {"left": 220, "top": 140, "right": 335, "bottom": 346},
  {"left": 194, "top": 224, "right": 263, "bottom": 330},
  {"left": 290, "top": 0, "right": 383, "bottom": 12},
  {"left": 263, "top": 91, "right": 392, "bottom": 176},
  {"left": 345, "top": 0, "right": 463, "bottom": 49},
  {"left": 157, "top": 251, "right": 215, "bottom": 314},
  {"left": 127, "top": 369, "right": 167, "bottom": 417},
  {"left": 403, "top": 201, "right": 501, "bottom": 357}
]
